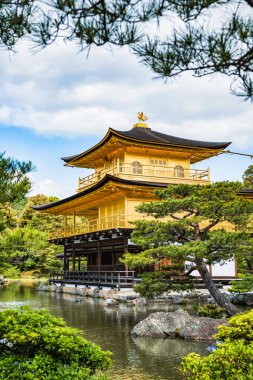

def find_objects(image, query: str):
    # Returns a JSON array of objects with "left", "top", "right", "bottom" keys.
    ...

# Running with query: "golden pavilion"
[{"left": 34, "top": 113, "right": 236, "bottom": 287}]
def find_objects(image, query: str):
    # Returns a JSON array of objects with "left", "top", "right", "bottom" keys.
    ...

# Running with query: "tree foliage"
[
  {"left": 181, "top": 309, "right": 253, "bottom": 379},
  {"left": 0, "top": 226, "right": 62, "bottom": 275},
  {"left": 0, "top": 193, "right": 65, "bottom": 277},
  {"left": 20, "top": 194, "right": 64, "bottom": 233},
  {"left": 243, "top": 165, "right": 253, "bottom": 189},
  {"left": 0, "top": 154, "right": 64, "bottom": 277},
  {"left": 0, "top": 307, "right": 111, "bottom": 379},
  {"left": 0, "top": 0, "right": 252, "bottom": 100},
  {"left": 0, "top": 152, "right": 34, "bottom": 232},
  {"left": 229, "top": 274, "right": 253, "bottom": 293},
  {"left": 0, "top": 152, "right": 34, "bottom": 206},
  {"left": 122, "top": 182, "right": 253, "bottom": 316}
]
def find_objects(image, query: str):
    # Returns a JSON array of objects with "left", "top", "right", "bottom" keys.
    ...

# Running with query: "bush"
[
  {"left": 2, "top": 265, "right": 20, "bottom": 278},
  {"left": 181, "top": 309, "right": 253, "bottom": 379},
  {"left": 0, "top": 307, "right": 111, "bottom": 379},
  {"left": 195, "top": 304, "right": 225, "bottom": 319},
  {"left": 134, "top": 272, "right": 168, "bottom": 298},
  {"left": 229, "top": 275, "right": 253, "bottom": 293},
  {"left": 134, "top": 270, "right": 195, "bottom": 298}
]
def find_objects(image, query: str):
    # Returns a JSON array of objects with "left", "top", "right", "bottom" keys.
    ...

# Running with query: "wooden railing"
[
  {"left": 49, "top": 270, "right": 135, "bottom": 287},
  {"left": 49, "top": 214, "right": 141, "bottom": 238},
  {"left": 87, "top": 264, "right": 126, "bottom": 271},
  {"left": 78, "top": 163, "right": 210, "bottom": 191}
]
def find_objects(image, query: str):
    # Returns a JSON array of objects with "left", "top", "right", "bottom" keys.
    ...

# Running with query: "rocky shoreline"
[
  {"left": 36, "top": 282, "right": 253, "bottom": 307},
  {"left": 37, "top": 282, "right": 216, "bottom": 306}
]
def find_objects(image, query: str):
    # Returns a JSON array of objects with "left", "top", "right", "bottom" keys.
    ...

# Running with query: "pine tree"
[
  {"left": 0, "top": 152, "right": 34, "bottom": 232},
  {"left": 122, "top": 182, "right": 253, "bottom": 316}
]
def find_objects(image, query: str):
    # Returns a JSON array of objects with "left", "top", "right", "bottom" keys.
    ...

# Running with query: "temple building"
[{"left": 34, "top": 113, "right": 238, "bottom": 287}]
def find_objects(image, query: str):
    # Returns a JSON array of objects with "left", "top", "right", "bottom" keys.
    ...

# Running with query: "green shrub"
[
  {"left": 134, "top": 270, "right": 195, "bottom": 298},
  {"left": 2, "top": 265, "right": 20, "bottom": 278},
  {"left": 134, "top": 272, "right": 168, "bottom": 298},
  {"left": 229, "top": 275, "right": 253, "bottom": 293},
  {"left": 0, "top": 307, "right": 111, "bottom": 379},
  {"left": 181, "top": 309, "right": 253, "bottom": 379},
  {"left": 196, "top": 304, "right": 225, "bottom": 319}
]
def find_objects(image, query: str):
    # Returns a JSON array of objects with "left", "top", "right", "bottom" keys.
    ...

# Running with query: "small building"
[{"left": 34, "top": 114, "right": 237, "bottom": 287}]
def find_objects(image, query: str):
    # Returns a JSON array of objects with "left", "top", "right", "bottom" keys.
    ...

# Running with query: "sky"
[{"left": 1, "top": 39, "right": 253, "bottom": 200}]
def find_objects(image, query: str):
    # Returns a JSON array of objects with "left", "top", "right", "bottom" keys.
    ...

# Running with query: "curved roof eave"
[
  {"left": 32, "top": 174, "right": 166, "bottom": 211},
  {"left": 61, "top": 128, "right": 115, "bottom": 164},
  {"left": 61, "top": 127, "right": 231, "bottom": 165}
]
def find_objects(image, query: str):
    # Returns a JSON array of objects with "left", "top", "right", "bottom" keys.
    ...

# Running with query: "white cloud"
[
  {"left": 29, "top": 178, "right": 67, "bottom": 198},
  {"left": 0, "top": 41, "right": 252, "bottom": 151}
]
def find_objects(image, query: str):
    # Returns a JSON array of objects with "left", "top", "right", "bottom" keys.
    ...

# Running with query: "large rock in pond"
[
  {"left": 179, "top": 316, "right": 227, "bottom": 341},
  {"left": 105, "top": 298, "right": 119, "bottom": 307},
  {"left": 133, "top": 298, "right": 147, "bottom": 306},
  {"left": 36, "top": 282, "right": 50, "bottom": 292},
  {"left": 131, "top": 309, "right": 192, "bottom": 338},
  {"left": 131, "top": 309, "right": 227, "bottom": 341},
  {"left": 229, "top": 292, "right": 253, "bottom": 306}
]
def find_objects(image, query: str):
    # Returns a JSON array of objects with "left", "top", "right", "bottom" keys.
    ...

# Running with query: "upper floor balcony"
[
  {"left": 49, "top": 214, "right": 139, "bottom": 239},
  {"left": 49, "top": 212, "right": 235, "bottom": 240},
  {"left": 78, "top": 161, "right": 210, "bottom": 192}
]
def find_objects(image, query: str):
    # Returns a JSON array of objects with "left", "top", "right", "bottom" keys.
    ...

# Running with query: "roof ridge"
[{"left": 142, "top": 127, "right": 175, "bottom": 144}]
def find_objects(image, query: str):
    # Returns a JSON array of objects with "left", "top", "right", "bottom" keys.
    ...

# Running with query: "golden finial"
[
  {"left": 138, "top": 112, "right": 148, "bottom": 123},
  {"left": 133, "top": 112, "right": 149, "bottom": 129}
]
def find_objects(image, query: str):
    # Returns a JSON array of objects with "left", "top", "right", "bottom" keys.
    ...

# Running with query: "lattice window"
[
  {"left": 150, "top": 159, "right": 166, "bottom": 166},
  {"left": 132, "top": 161, "right": 143, "bottom": 174},
  {"left": 174, "top": 165, "right": 184, "bottom": 178}
]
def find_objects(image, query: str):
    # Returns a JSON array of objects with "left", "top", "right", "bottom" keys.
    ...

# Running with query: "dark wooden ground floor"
[{"left": 50, "top": 228, "right": 141, "bottom": 286}]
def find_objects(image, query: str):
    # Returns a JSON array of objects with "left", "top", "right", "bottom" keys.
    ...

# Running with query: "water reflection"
[{"left": 0, "top": 284, "right": 208, "bottom": 380}]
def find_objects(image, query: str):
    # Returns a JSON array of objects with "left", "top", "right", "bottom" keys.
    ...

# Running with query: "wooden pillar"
[
  {"left": 64, "top": 215, "right": 67, "bottom": 235},
  {"left": 63, "top": 245, "right": 67, "bottom": 271},
  {"left": 72, "top": 245, "right": 76, "bottom": 271},
  {"left": 97, "top": 241, "right": 101, "bottom": 271},
  {"left": 117, "top": 158, "right": 120, "bottom": 173},
  {"left": 124, "top": 237, "right": 128, "bottom": 275},
  {"left": 112, "top": 246, "right": 115, "bottom": 267},
  {"left": 73, "top": 211, "right": 76, "bottom": 234},
  {"left": 78, "top": 257, "right": 81, "bottom": 271}
]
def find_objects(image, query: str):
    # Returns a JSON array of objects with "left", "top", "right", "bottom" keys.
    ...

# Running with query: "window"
[
  {"left": 132, "top": 161, "right": 142, "bottom": 174},
  {"left": 174, "top": 165, "right": 184, "bottom": 178},
  {"left": 150, "top": 159, "right": 166, "bottom": 166}
]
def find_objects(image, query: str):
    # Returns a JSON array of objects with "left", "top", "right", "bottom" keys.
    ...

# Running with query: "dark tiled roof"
[
  {"left": 115, "top": 127, "right": 231, "bottom": 149},
  {"left": 62, "top": 127, "right": 231, "bottom": 163},
  {"left": 32, "top": 174, "right": 167, "bottom": 211},
  {"left": 62, "top": 153, "right": 81, "bottom": 162}
]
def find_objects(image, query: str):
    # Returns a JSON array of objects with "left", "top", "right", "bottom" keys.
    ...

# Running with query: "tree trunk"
[
  {"left": 195, "top": 257, "right": 239, "bottom": 317},
  {"left": 245, "top": 257, "right": 253, "bottom": 271}
]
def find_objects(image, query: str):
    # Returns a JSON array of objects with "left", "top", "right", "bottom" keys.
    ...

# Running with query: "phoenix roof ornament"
[
  {"left": 137, "top": 112, "right": 148, "bottom": 122},
  {"left": 132, "top": 112, "right": 149, "bottom": 129}
]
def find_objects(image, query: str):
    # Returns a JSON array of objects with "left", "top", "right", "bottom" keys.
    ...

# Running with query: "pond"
[{"left": 0, "top": 283, "right": 208, "bottom": 380}]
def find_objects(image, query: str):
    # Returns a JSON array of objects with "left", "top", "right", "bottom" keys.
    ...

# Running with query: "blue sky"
[{"left": 1, "top": 41, "right": 252, "bottom": 199}]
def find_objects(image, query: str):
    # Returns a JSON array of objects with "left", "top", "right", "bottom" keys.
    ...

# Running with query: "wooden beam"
[
  {"left": 97, "top": 241, "right": 101, "bottom": 270},
  {"left": 63, "top": 245, "right": 67, "bottom": 271},
  {"left": 73, "top": 211, "right": 76, "bottom": 234},
  {"left": 72, "top": 245, "right": 76, "bottom": 271}
]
